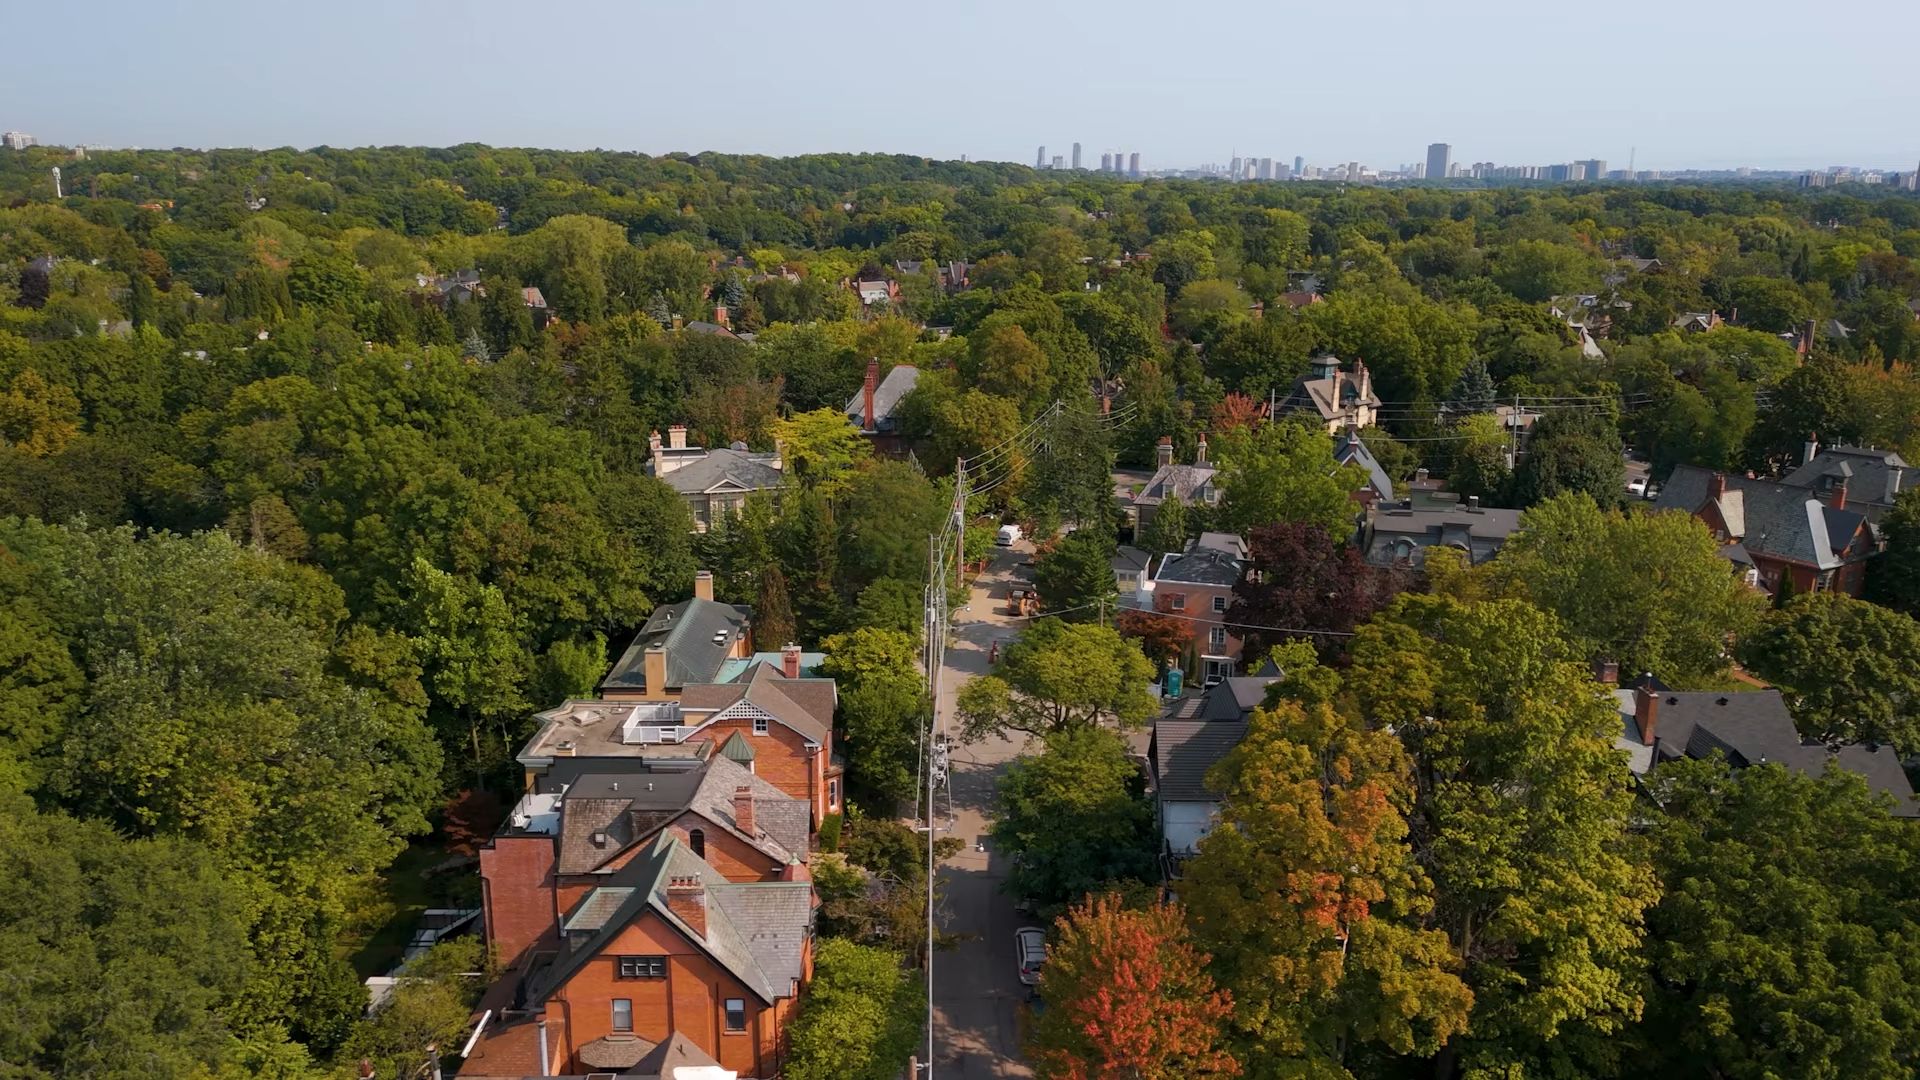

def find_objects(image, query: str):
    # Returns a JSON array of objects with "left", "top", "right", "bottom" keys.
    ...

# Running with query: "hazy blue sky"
[{"left": 5, "top": 0, "right": 1915, "bottom": 172}]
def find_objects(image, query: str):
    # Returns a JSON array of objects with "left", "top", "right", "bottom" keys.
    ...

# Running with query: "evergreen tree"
[
  {"left": 1144, "top": 493, "right": 1190, "bottom": 555},
  {"left": 1447, "top": 356, "right": 1498, "bottom": 413},
  {"left": 755, "top": 565, "right": 797, "bottom": 649}
]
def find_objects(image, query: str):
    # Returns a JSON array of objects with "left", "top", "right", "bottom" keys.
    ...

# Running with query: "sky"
[{"left": 5, "top": 0, "right": 1917, "bottom": 173}]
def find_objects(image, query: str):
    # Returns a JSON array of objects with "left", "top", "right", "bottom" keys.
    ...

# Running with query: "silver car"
[{"left": 1015, "top": 926, "right": 1046, "bottom": 986}]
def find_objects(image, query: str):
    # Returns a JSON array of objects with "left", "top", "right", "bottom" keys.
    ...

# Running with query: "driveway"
[{"left": 929, "top": 542, "right": 1037, "bottom": 1078}]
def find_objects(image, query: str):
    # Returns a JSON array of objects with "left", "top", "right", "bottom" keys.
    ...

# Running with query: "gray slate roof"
[
  {"left": 537, "top": 835, "right": 813, "bottom": 1006},
  {"left": 1151, "top": 718, "right": 1247, "bottom": 801},
  {"left": 1112, "top": 545, "right": 1150, "bottom": 574},
  {"left": 1638, "top": 689, "right": 1918, "bottom": 816},
  {"left": 1783, "top": 446, "right": 1911, "bottom": 509},
  {"left": 1335, "top": 431, "right": 1395, "bottom": 502},
  {"left": 1155, "top": 545, "right": 1243, "bottom": 587},
  {"left": 628, "top": 1032, "right": 723, "bottom": 1079},
  {"left": 1655, "top": 466, "right": 1867, "bottom": 570},
  {"left": 1363, "top": 504, "right": 1521, "bottom": 568},
  {"left": 679, "top": 661, "right": 835, "bottom": 744},
  {"left": 602, "top": 597, "right": 752, "bottom": 693},
  {"left": 553, "top": 755, "right": 804, "bottom": 874},
  {"left": 1133, "top": 463, "right": 1217, "bottom": 508},
  {"left": 846, "top": 364, "right": 921, "bottom": 431},
  {"left": 655, "top": 446, "right": 783, "bottom": 496}
]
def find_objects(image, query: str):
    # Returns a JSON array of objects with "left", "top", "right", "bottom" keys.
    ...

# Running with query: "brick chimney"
[
  {"left": 1708, "top": 472, "right": 1727, "bottom": 498},
  {"left": 1194, "top": 433, "right": 1208, "bottom": 466},
  {"left": 862, "top": 358, "right": 879, "bottom": 432},
  {"left": 1825, "top": 477, "right": 1848, "bottom": 511},
  {"left": 1332, "top": 367, "right": 1345, "bottom": 407},
  {"left": 644, "top": 645, "right": 669, "bottom": 696},
  {"left": 1634, "top": 681, "right": 1660, "bottom": 746},
  {"left": 733, "top": 785, "right": 756, "bottom": 835},
  {"left": 713, "top": 304, "right": 729, "bottom": 328},
  {"left": 666, "top": 875, "right": 706, "bottom": 936},
  {"left": 359, "top": 1059, "right": 375, "bottom": 1080},
  {"left": 1156, "top": 436, "right": 1174, "bottom": 469},
  {"left": 668, "top": 424, "right": 688, "bottom": 451},
  {"left": 1804, "top": 432, "right": 1819, "bottom": 465},
  {"left": 1354, "top": 358, "right": 1371, "bottom": 402},
  {"left": 782, "top": 642, "right": 801, "bottom": 679},
  {"left": 694, "top": 569, "right": 714, "bottom": 602},
  {"left": 1594, "top": 659, "right": 1620, "bottom": 685}
]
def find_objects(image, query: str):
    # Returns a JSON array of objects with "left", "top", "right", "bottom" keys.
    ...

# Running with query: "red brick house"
[
  {"left": 1141, "top": 534, "right": 1249, "bottom": 684},
  {"left": 1654, "top": 465, "right": 1882, "bottom": 597},
  {"left": 463, "top": 833, "right": 812, "bottom": 1078}
]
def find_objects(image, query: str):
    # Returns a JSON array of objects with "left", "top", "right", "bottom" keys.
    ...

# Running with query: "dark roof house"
[
  {"left": 1361, "top": 498, "right": 1522, "bottom": 569},
  {"left": 602, "top": 583, "right": 752, "bottom": 696},
  {"left": 1148, "top": 673, "right": 1283, "bottom": 866},
  {"left": 1783, "top": 441, "right": 1911, "bottom": 513},
  {"left": 1654, "top": 465, "right": 1880, "bottom": 597},
  {"left": 1131, "top": 435, "right": 1218, "bottom": 530},
  {"left": 1334, "top": 430, "right": 1394, "bottom": 504},
  {"left": 846, "top": 360, "right": 920, "bottom": 435}
]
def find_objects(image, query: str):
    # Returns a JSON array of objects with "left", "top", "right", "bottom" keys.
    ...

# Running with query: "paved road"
[{"left": 929, "top": 543, "right": 1037, "bottom": 1079}]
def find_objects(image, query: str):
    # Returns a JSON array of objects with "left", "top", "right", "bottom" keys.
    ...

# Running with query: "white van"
[{"left": 995, "top": 523, "right": 1022, "bottom": 547}]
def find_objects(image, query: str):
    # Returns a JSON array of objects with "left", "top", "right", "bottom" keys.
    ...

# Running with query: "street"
[{"left": 929, "top": 542, "right": 1037, "bottom": 1078}]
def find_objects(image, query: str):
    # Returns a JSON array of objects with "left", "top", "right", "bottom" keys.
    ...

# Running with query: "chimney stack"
[
  {"left": 666, "top": 875, "right": 707, "bottom": 936},
  {"left": 694, "top": 569, "right": 714, "bottom": 602},
  {"left": 359, "top": 1059, "right": 376, "bottom": 1080},
  {"left": 713, "top": 304, "right": 729, "bottom": 329},
  {"left": 1194, "top": 433, "right": 1208, "bottom": 466},
  {"left": 1156, "top": 436, "right": 1173, "bottom": 469},
  {"left": 1804, "top": 432, "right": 1819, "bottom": 466},
  {"left": 1826, "top": 477, "right": 1848, "bottom": 511},
  {"left": 733, "top": 785, "right": 757, "bottom": 835},
  {"left": 782, "top": 642, "right": 801, "bottom": 679},
  {"left": 1708, "top": 472, "right": 1727, "bottom": 498},
  {"left": 1634, "top": 680, "right": 1660, "bottom": 746},
  {"left": 644, "top": 644, "right": 669, "bottom": 696},
  {"left": 1594, "top": 659, "right": 1620, "bottom": 686},
  {"left": 1467, "top": 494, "right": 1481, "bottom": 511},
  {"left": 1354, "top": 358, "right": 1371, "bottom": 402},
  {"left": 669, "top": 424, "right": 688, "bottom": 451},
  {"left": 862, "top": 359, "right": 880, "bottom": 432}
]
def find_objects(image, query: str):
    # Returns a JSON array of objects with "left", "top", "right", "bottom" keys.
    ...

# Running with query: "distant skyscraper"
[
  {"left": 1347, "top": 160, "right": 1361, "bottom": 182},
  {"left": 1071, "top": 143, "right": 1082, "bottom": 170},
  {"left": 1128, "top": 152, "right": 1140, "bottom": 177},
  {"left": 1580, "top": 159, "right": 1607, "bottom": 181},
  {"left": 1, "top": 131, "right": 34, "bottom": 151},
  {"left": 1036, "top": 145, "right": 1047, "bottom": 169},
  {"left": 1051, "top": 155, "right": 1064, "bottom": 170},
  {"left": 1101, "top": 152, "right": 1112, "bottom": 172},
  {"left": 1293, "top": 155, "right": 1304, "bottom": 176},
  {"left": 1426, "top": 143, "right": 1451, "bottom": 184}
]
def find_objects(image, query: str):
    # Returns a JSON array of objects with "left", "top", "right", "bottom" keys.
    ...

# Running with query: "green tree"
[
  {"left": 1870, "top": 487, "right": 1920, "bottom": 616},
  {"left": 1144, "top": 492, "right": 1191, "bottom": 555},
  {"left": 822, "top": 627, "right": 926, "bottom": 805},
  {"left": 1506, "top": 408, "right": 1625, "bottom": 510},
  {"left": 957, "top": 618, "right": 1155, "bottom": 740},
  {"left": 1213, "top": 418, "right": 1367, "bottom": 536},
  {"left": 755, "top": 565, "right": 797, "bottom": 650},
  {"left": 785, "top": 939, "right": 925, "bottom": 1080},
  {"left": 772, "top": 406, "right": 871, "bottom": 497},
  {"left": 1028, "top": 400, "right": 1115, "bottom": 530},
  {"left": 339, "top": 939, "right": 483, "bottom": 1080},
  {"left": 1490, "top": 238, "right": 1601, "bottom": 301},
  {"left": 1738, "top": 592, "right": 1920, "bottom": 754},
  {"left": 1637, "top": 758, "right": 1920, "bottom": 1078},
  {"left": 837, "top": 458, "right": 945, "bottom": 592},
  {"left": 1350, "top": 595, "right": 1658, "bottom": 1077},
  {"left": 1495, "top": 493, "right": 1764, "bottom": 685},
  {"left": 1182, "top": 691, "right": 1472, "bottom": 1072},
  {"left": 1032, "top": 528, "right": 1119, "bottom": 622},
  {"left": 991, "top": 727, "right": 1155, "bottom": 911}
]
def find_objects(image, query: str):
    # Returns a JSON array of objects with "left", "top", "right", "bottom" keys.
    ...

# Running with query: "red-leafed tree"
[
  {"left": 1210, "top": 392, "right": 1265, "bottom": 433},
  {"left": 1115, "top": 592, "right": 1192, "bottom": 668},
  {"left": 1028, "top": 894, "right": 1239, "bottom": 1080},
  {"left": 1225, "top": 521, "right": 1403, "bottom": 660}
]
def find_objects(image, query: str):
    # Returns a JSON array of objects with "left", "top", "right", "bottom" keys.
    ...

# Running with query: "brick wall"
[
  {"left": 663, "top": 810, "right": 788, "bottom": 881},
  {"left": 479, "top": 834, "right": 558, "bottom": 971},
  {"left": 546, "top": 912, "right": 786, "bottom": 1077},
  {"left": 696, "top": 719, "right": 826, "bottom": 826}
]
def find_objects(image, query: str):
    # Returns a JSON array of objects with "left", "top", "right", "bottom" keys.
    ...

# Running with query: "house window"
[
  {"left": 828, "top": 779, "right": 839, "bottom": 810},
  {"left": 612, "top": 998, "right": 633, "bottom": 1032},
  {"left": 753, "top": 716, "right": 770, "bottom": 736},
  {"left": 689, "top": 828, "right": 705, "bottom": 858},
  {"left": 1209, "top": 627, "right": 1227, "bottom": 651},
  {"left": 618, "top": 956, "right": 667, "bottom": 979},
  {"left": 1167, "top": 593, "right": 1186, "bottom": 611},
  {"left": 724, "top": 998, "right": 747, "bottom": 1032},
  {"left": 1211, "top": 595, "right": 1227, "bottom": 613}
]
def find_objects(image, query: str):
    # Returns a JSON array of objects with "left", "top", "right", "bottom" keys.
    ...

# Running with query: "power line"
[{"left": 1015, "top": 598, "right": 1360, "bottom": 638}]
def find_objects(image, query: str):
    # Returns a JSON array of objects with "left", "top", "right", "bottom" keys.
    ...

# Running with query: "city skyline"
[{"left": 2, "top": 0, "right": 1915, "bottom": 171}]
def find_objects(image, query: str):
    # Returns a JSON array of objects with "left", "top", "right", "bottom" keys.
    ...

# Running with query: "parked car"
[
  {"left": 1627, "top": 477, "right": 1648, "bottom": 498},
  {"left": 1015, "top": 926, "right": 1047, "bottom": 986},
  {"left": 995, "top": 523, "right": 1023, "bottom": 547}
]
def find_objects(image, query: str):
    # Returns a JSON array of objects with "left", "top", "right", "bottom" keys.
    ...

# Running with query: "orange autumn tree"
[
  {"left": 1180, "top": 663, "right": 1471, "bottom": 1072},
  {"left": 1028, "top": 894, "right": 1238, "bottom": 1080}
]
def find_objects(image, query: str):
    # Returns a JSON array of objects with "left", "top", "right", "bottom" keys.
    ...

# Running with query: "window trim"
[
  {"left": 752, "top": 716, "right": 770, "bottom": 736},
  {"left": 1210, "top": 595, "right": 1227, "bottom": 613},
  {"left": 617, "top": 955, "right": 667, "bottom": 979},
  {"left": 1167, "top": 593, "right": 1187, "bottom": 611},
  {"left": 612, "top": 997, "right": 634, "bottom": 1032},
  {"left": 723, "top": 997, "right": 748, "bottom": 1033},
  {"left": 688, "top": 828, "right": 705, "bottom": 858}
]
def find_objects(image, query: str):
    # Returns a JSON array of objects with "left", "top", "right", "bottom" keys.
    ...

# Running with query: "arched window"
[{"left": 688, "top": 828, "right": 705, "bottom": 858}]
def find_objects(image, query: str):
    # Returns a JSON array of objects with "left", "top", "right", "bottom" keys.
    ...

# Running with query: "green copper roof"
[{"left": 719, "top": 729, "right": 756, "bottom": 763}]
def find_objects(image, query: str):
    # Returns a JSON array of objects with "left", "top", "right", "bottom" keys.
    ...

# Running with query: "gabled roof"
[
  {"left": 846, "top": 364, "right": 921, "bottom": 431},
  {"left": 655, "top": 447, "right": 783, "bottom": 496},
  {"left": 1151, "top": 718, "right": 1247, "bottom": 801},
  {"left": 1655, "top": 466, "right": 1870, "bottom": 570},
  {"left": 627, "top": 1032, "right": 724, "bottom": 1079},
  {"left": 1783, "top": 446, "right": 1911, "bottom": 508},
  {"left": 1112, "top": 545, "right": 1151, "bottom": 575},
  {"left": 1133, "top": 463, "right": 1217, "bottom": 507},
  {"left": 1334, "top": 431, "right": 1394, "bottom": 502},
  {"left": 680, "top": 661, "right": 834, "bottom": 744},
  {"left": 603, "top": 597, "right": 753, "bottom": 693},
  {"left": 538, "top": 836, "right": 813, "bottom": 1006},
  {"left": 683, "top": 320, "right": 741, "bottom": 339},
  {"left": 553, "top": 755, "right": 805, "bottom": 874}
]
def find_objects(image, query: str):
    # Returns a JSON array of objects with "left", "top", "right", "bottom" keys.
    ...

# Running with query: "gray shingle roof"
[
  {"left": 1112, "top": 545, "right": 1150, "bottom": 574},
  {"left": 1654, "top": 465, "right": 1866, "bottom": 570},
  {"left": 1335, "top": 431, "right": 1394, "bottom": 502},
  {"left": 1363, "top": 504, "right": 1521, "bottom": 568},
  {"left": 602, "top": 597, "right": 752, "bottom": 693},
  {"left": 1133, "top": 463, "right": 1217, "bottom": 507},
  {"left": 1155, "top": 546, "right": 1243, "bottom": 587},
  {"left": 627, "top": 1032, "right": 722, "bottom": 1079},
  {"left": 683, "top": 661, "right": 834, "bottom": 744},
  {"left": 1783, "top": 446, "right": 1912, "bottom": 509},
  {"left": 656, "top": 447, "right": 783, "bottom": 495},
  {"left": 1152, "top": 719, "right": 1247, "bottom": 801},
  {"left": 552, "top": 755, "right": 806, "bottom": 874},
  {"left": 846, "top": 364, "right": 921, "bottom": 431}
]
